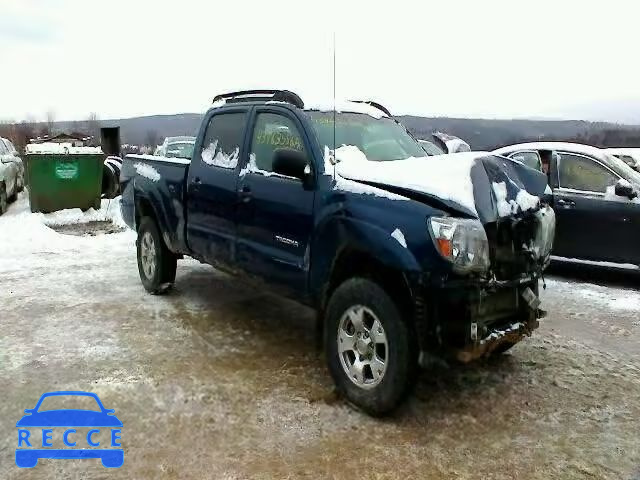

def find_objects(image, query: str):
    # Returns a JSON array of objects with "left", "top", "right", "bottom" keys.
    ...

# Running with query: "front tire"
[
  {"left": 324, "top": 278, "right": 417, "bottom": 416},
  {"left": 137, "top": 216, "right": 177, "bottom": 294}
]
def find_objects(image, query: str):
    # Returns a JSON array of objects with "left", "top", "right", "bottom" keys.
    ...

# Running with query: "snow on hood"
[
  {"left": 336, "top": 151, "right": 478, "bottom": 215},
  {"left": 333, "top": 147, "right": 549, "bottom": 223}
]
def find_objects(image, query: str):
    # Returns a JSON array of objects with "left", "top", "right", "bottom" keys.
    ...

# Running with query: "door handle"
[
  {"left": 556, "top": 198, "right": 575, "bottom": 208},
  {"left": 238, "top": 186, "right": 252, "bottom": 203},
  {"left": 193, "top": 177, "right": 201, "bottom": 185}
]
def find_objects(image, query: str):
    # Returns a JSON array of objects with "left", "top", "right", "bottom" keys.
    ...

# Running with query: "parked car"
[
  {"left": 0, "top": 137, "right": 23, "bottom": 214},
  {"left": 494, "top": 142, "right": 640, "bottom": 266},
  {"left": 155, "top": 136, "right": 196, "bottom": 159},
  {"left": 418, "top": 139, "right": 446, "bottom": 156},
  {"left": 605, "top": 148, "right": 640, "bottom": 172},
  {"left": 121, "top": 90, "right": 554, "bottom": 415}
]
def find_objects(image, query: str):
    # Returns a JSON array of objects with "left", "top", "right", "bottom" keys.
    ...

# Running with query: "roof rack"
[
  {"left": 213, "top": 90, "right": 304, "bottom": 109},
  {"left": 350, "top": 100, "right": 392, "bottom": 117}
]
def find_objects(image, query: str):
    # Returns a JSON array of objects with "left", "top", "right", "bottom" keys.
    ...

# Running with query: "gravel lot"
[{"left": 1, "top": 192, "right": 639, "bottom": 479}]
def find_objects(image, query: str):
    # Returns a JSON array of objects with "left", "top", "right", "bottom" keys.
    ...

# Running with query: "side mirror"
[
  {"left": 272, "top": 148, "right": 310, "bottom": 181},
  {"left": 614, "top": 179, "right": 637, "bottom": 199}
]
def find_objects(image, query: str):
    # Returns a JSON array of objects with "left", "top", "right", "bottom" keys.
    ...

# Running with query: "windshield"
[
  {"left": 306, "top": 111, "right": 426, "bottom": 161},
  {"left": 166, "top": 142, "right": 194, "bottom": 159},
  {"left": 604, "top": 153, "right": 640, "bottom": 185}
]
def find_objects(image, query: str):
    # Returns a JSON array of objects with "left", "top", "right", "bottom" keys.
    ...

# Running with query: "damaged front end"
[{"left": 418, "top": 156, "right": 556, "bottom": 364}]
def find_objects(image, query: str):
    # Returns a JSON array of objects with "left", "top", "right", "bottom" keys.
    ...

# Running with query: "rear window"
[
  {"left": 199, "top": 112, "right": 247, "bottom": 169},
  {"left": 166, "top": 142, "right": 194, "bottom": 159}
]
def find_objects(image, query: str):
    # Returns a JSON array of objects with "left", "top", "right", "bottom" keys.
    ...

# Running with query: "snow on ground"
[
  {"left": 0, "top": 191, "right": 133, "bottom": 273},
  {"left": 546, "top": 277, "right": 640, "bottom": 312},
  {"left": 1, "top": 189, "right": 639, "bottom": 479}
]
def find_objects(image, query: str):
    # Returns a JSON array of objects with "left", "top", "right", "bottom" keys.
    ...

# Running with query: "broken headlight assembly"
[{"left": 428, "top": 217, "right": 490, "bottom": 274}]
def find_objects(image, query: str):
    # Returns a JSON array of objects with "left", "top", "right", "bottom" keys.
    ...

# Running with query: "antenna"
[{"left": 332, "top": 30, "right": 336, "bottom": 178}]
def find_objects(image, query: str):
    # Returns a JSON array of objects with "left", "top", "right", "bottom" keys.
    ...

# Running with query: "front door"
[
  {"left": 236, "top": 108, "right": 316, "bottom": 296},
  {"left": 186, "top": 109, "right": 248, "bottom": 266},
  {"left": 553, "top": 152, "right": 633, "bottom": 263}
]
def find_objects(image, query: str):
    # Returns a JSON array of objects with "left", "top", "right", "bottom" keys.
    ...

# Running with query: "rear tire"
[
  {"left": 324, "top": 278, "right": 417, "bottom": 416},
  {"left": 0, "top": 184, "right": 7, "bottom": 215},
  {"left": 137, "top": 216, "right": 177, "bottom": 294}
]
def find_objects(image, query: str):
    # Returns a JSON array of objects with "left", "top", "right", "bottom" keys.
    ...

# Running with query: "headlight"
[{"left": 428, "top": 217, "right": 490, "bottom": 273}]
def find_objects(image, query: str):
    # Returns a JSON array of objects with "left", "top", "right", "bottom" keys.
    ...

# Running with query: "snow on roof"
[
  {"left": 305, "top": 100, "right": 389, "bottom": 119},
  {"left": 604, "top": 147, "right": 640, "bottom": 156},
  {"left": 493, "top": 142, "right": 607, "bottom": 160},
  {"left": 25, "top": 143, "right": 103, "bottom": 155}
]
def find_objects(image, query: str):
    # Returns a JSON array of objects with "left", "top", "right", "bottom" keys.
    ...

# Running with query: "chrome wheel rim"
[
  {"left": 140, "top": 231, "right": 156, "bottom": 279},
  {"left": 337, "top": 305, "right": 388, "bottom": 389}
]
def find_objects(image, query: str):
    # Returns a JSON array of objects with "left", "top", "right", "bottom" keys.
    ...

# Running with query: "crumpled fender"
[{"left": 309, "top": 215, "right": 422, "bottom": 302}]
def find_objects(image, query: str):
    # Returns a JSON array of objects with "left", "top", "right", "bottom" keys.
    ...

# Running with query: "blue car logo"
[{"left": 16, "top": 391, "right": 123, "bottom": 468}]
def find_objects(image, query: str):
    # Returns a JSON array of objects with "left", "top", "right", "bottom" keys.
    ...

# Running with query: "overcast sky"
[{"left": 2, "top": 0, "right": 640, "bottom": 123}]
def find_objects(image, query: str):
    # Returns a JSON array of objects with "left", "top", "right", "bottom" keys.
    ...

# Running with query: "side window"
[
  {"left": 558, "top": 154, "right": 618, "bottom": 193},
  {"left": 249, "top": 113, "right": 305, "bottom": 173},
  {"left": 200, "top": 112, "right": 247, "bottom": 169},
  {"left": 509, "top": 151, "right": 541, "bottom": 170}
]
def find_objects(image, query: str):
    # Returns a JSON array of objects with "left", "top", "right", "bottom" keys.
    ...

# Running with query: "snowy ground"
[{"left": 1, "top": 190, "right": 639, "bottom": 479}]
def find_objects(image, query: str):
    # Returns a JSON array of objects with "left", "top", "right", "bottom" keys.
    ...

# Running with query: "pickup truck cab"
[{"left": 121, "top": 90, "right": 555, "bottom": 414}]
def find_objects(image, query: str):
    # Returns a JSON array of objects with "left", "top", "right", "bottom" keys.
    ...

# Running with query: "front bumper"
[{"left": 412, "top": 271, "right": 543, "bottom": 363}]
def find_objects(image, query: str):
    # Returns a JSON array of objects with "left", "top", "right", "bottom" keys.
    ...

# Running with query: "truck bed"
[{"left": 120, "top": 154, "right": 191, "bottom": 253}]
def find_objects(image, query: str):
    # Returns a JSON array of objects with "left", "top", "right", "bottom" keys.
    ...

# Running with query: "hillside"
[{"left": 52, "top": 113, "right": 640, "bottom": 151}]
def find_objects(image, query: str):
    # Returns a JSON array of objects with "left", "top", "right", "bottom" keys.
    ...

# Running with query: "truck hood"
[{"left": 335, "top": 152, "right": 549, "bottom": 223}]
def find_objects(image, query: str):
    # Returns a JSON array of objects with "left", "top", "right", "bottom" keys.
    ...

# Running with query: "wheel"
[
  {"left": 0, "top": 184, "right": 7, "bottom": 215},
  {"left": 324, "top": 278, "right": 417, "bottom": 416},
  {"left": 8, "top": 185, "right": 17, "bottom": 203},
  {"left": 136, "top": 216, "right": 177, "bottom": 294}
]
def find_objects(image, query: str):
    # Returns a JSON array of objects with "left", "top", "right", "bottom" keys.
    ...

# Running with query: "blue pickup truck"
[{"left": 121, "top": 90, "right": 555, "bottom": 415}]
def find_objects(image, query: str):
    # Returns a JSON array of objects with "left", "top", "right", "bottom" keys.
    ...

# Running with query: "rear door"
[
  {"left": 552, "top": 152, "right": 632, "bottom": 262},
  {"left": 236, "top": 108, "right": 316, "bottom": 295},
  {"left": 186, "top": 108, "right": 249, "bottom": 266}
]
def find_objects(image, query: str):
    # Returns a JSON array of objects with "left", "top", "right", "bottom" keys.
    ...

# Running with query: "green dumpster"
[{"left": 25, "top": 146, "right": 104, "bottom": 213}]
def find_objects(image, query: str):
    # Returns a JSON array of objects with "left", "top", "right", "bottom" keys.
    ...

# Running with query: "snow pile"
[
  {"left": 26, "top": 143, "right": 103, "bottom": 155},
  {"left": 134, "top": 162, "right": 161, "bottom": 182},
  {"left": 306, "top": 100, "right": 389, "bottom": 119},
  {"left": 492, "top": 181, "right": 540, "bottom": 217},
  {"left": 39, "top": 196, "right": 127, "bottom": 229},
  {"left": 0, "top": 192, "right": 133, "bottom": 273},
  {"left": 201, "top": 140, "right": 239, "bottom": 169},
  {"left": 336, "top": 150, "right": 478, "bottom": 214}
]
